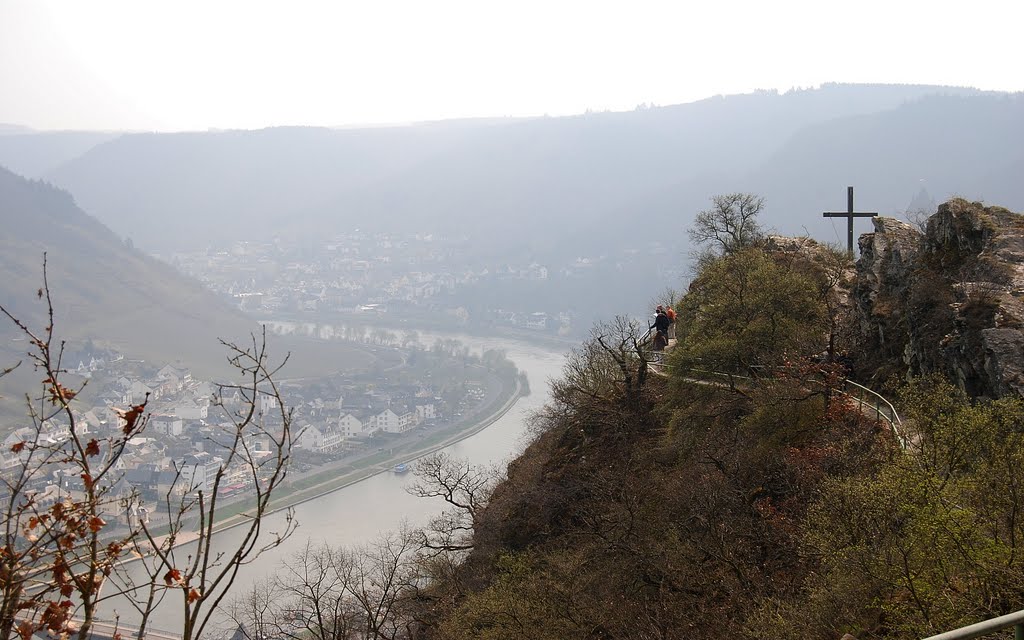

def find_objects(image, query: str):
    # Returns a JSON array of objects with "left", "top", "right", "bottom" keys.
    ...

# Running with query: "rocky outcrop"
[
  {"left": 854, "top": 217, "right": 922, "bottom": 373},
  {"left": 854, "top": 199, "right": 1024, "bottom": 398}
]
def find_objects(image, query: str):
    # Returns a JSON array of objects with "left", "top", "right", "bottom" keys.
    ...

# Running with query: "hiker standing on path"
[
  {"left": 666, "top": 305, "right": 677, "bottom": 340},
  {"left": 652, "top": 306, "right": 671, "bottom": 350}
]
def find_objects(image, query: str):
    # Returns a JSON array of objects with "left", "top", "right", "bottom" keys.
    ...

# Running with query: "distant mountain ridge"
[
  {"left": 738, "top": 93, "right": 1024, "bottom": 240},
  {"left": 4, "top": 84, "right": 1020, "bottom": 329},
  {"left": 0, "top": 129, "right": 119, "bottom": 178},
  {"left": 31, "top": 83, "right": 1012, "bottom": 257}
]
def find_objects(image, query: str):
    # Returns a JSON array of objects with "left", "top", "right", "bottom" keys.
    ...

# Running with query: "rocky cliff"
[{"left": 854, "top": 198, "right": 1024, "bottom": 398}]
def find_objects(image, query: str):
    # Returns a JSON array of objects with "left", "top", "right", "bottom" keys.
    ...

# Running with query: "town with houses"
[
  {"left": 159, "top": 230, "right": 633, "bottom": 336},
  {"left": 0, "top": 340, "right": 498, "bottom": 529}
]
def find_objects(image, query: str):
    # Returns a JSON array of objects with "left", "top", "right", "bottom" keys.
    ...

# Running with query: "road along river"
[{"left": 99, "top": 328, "right": 569, "bottom": 634}]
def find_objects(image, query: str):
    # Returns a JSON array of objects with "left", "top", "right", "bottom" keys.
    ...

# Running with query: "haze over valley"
[
  {"left": 3, "top": 84, "right": 1022, "bottom": 340},
  {"left": 2, "top": 2, "right": 1024, "bottom": 638}
]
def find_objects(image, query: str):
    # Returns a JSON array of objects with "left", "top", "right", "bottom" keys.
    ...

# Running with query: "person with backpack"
[
  {"left": 652, "top": 306, "right": 671, "bottom": 350},
  {"left": 665, "top": 305, "right": 677, "bottom": 340}
]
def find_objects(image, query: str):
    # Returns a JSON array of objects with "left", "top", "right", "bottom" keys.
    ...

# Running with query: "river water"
[{"left": 101, "top": 327, "right": 568, "bottom": 634}]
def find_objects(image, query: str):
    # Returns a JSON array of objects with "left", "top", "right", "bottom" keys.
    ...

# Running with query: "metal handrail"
[
  {"left": 641, "top": 333, "right": 1016, "bottom": 640},
  {"left": 660, "top": 364, "right": 905, "bottom": 444},
  {"left": 841, "top": 378, "right": 902, "bottom": 425},
  {"left": 635, "top": 320, "right": 903, "bottom": 441},
  {"left": 921, "top": 609, "right": 1024, "bottom": 640},
  {"left": 839, "top": 378, "right": 906, "bottom": 446}
]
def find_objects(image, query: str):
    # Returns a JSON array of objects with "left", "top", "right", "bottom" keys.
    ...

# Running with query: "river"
[{"left": 100, "top": 327, "right": 568, "bottom": 635}]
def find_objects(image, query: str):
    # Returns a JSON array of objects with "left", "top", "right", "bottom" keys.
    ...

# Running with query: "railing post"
[{"left": 1015, "top": 622, "right": 1023, "bottom": 640}]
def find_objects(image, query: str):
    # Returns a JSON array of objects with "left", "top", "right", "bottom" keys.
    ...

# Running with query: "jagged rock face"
[
  {"left": 854, "top": 218, "right": 922, "bottom": 370},
  {"left": 854, "top": 199, "right": 1024, "bottom": 398}
]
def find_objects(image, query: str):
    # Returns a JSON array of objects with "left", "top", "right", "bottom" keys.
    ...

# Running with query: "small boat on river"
[{"left": 393, "top": 463, "right": 409, "bottom": 474}]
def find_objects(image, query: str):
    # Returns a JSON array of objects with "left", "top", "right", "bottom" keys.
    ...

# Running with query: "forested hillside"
[
  {"left": 0, "top": 166, "right": 257, "bottom": 376},
  {"left": 35, "top": 84, "right": 1017, "bottom": 261},
  {"left": 408, "top": 199, "right": 1024, "bottom": 639}
]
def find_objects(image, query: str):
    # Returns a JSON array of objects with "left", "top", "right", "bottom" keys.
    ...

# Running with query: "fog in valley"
[
  {"left": 1, "top": 2, "right": 1022, "bottom": 638},
  {"left": 4, "top": 85, "right": 1022, "bottom": 342}
]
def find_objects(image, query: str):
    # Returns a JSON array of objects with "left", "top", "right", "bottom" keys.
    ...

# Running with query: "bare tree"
[
  {"left": 567, "top": 317, "right": 653, "bottom": 402},
  {"left": 111, "top": 328, "right": 297, "bottom": 640},
  {"left": 228, "top": 542, "right": 361, "bottom": 640},
  {"left": 904, "top": 207, "right": 932, "bottom": 233},
  {"left": 652, "top": 286, "right": 680, "bottom": 312},
  {"left": 0, "top": 256, "right": 297, "bottom": 640},
  {"left": 350, "top": 530, "right": 421, "bottom": 640},
  {"left": 689, "top": 193, "right": 765, "bottom": 260},
  {"left": 224, "top": 579, "right": 279, "bottom": 640},
  {"left": 406, "top": 453, "right": 500, "bottom": 556},
  {"left": 814, "top": 243, "right": 856, "bottom": 361},
  {"left": 528, "top": 317, "right": 656, "bottom": 449},
  {"left": 229, "top": 531, "right": 422, "bottom": 640},
  {"left": 0, "top": 256, "right": 151, "bottom": 640}
]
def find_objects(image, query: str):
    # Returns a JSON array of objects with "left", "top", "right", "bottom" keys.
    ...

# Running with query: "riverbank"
[
  {"left": 176, "top": 368, "right": 525, "bottom": 541},
  {"left": 274, "top": 374, "right": 523, "bottom": 511},
  {"left": 98, "top": 331, "right": 566, "bottom": 633}
]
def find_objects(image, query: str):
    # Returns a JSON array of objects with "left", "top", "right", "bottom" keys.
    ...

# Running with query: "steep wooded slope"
[
  {"left": 420, "top": 205, "right": 1024, "bottom": 639},
  {"left": 0, "top": 167, "right": 378, "bottom": 389},
  {"left": 0, "top": 166, "right": 262, "bottom": 386}
]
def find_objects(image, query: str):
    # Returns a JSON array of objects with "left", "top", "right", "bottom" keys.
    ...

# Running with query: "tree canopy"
[
  {"left": 689, "top": 192, "right": 765, "bottom": 260},
  {"left": 672, "top": 247, "right": 826, "bottom": 373}
]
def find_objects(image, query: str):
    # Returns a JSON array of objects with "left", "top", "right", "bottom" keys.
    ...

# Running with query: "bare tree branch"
[{"left": 689, "top": 193, "right": 765, "bottom": 258}]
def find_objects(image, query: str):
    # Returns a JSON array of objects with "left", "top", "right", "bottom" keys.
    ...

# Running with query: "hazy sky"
[{"left": 1, "top": 0, "right": 1021, "bottom": 132}]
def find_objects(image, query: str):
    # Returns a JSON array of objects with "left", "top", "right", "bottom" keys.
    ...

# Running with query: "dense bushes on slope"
[
  {"left": 421, "top": 228, "right": 1024, "bottom": 639},
  {"left": 429, "top": 359, "right": 891, "bottom": 638},
  {"left": 418, "top": 243, "right": 882, "bottom": 639},
  {"left": 762, "top": 377, "right": 1024, "bottom": 639}
]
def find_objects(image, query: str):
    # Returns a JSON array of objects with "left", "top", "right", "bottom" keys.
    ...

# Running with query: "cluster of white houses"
[
  {"left": 296, "top": 399, "right": 437, "bottom": 454},
  {"left": 0, "top": 420, "right": 273, "bottom": 526},
  {"left": 0, "top": 358, "right": 449, "bottom": 527},
  {"left": 0, "top": 363, "right": 277, "bottom": 522}
]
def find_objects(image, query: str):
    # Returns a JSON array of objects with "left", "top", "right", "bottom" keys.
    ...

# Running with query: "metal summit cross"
[{"left": 822, "top": 186, "right": 878, "bottom": 256}]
